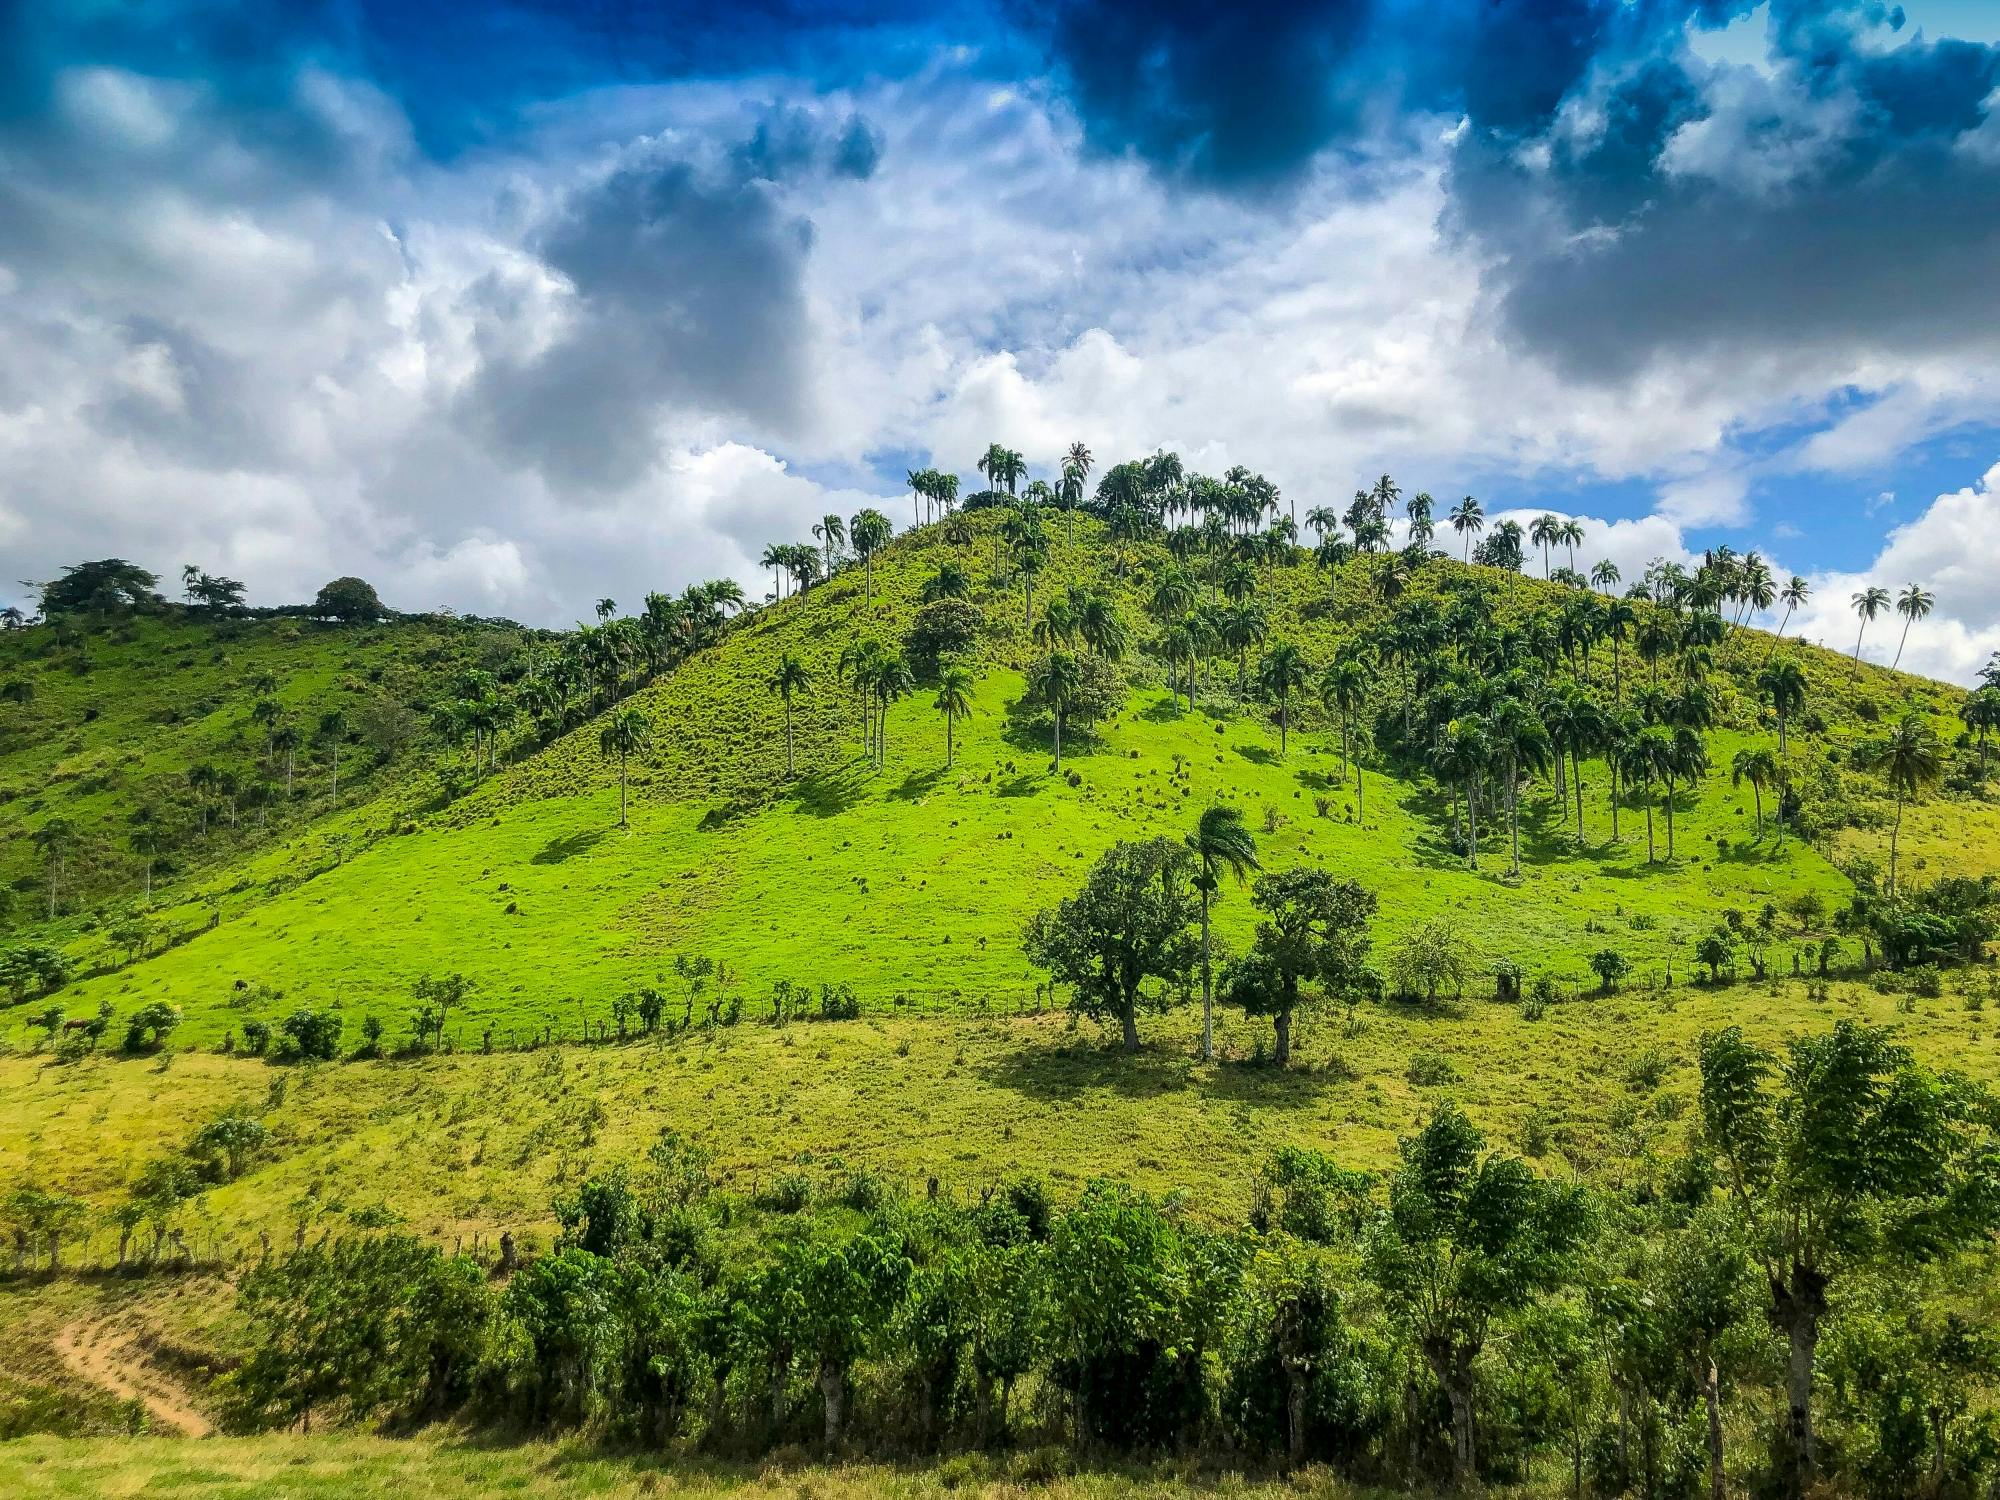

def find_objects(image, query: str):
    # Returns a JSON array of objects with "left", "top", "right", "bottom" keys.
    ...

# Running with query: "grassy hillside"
[
  {"left": 0, "top": 611, "right": 538, "bottom": 938},
  {"left": 7, "top": 510, "right": 1989, "bottom": 1052}
]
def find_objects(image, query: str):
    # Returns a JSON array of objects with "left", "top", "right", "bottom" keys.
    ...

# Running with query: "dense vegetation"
[{"left": 5, "top": 451, "right": 2000, "bottom": 1497}]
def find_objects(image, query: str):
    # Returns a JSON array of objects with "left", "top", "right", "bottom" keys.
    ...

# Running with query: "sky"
[{"left": 3, "top": 0, "right": 1999, "bottom": 682}]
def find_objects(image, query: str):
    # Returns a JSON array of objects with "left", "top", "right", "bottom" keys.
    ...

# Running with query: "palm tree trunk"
[
  {"left": 619, "top": 749, "right": 629, "bottom": 827},
  {"left": 1508, "top": 759, "right": 1522, "bottom": 876},
  {"left": 1466, "top": 780, "right": 1479, "bottom": 869},
  {"left": 1890, "top": 790, "right": 1904, "bottom": 895},
  {"left": 1199, "top": 886, "right": 1214, "bottom": 1063},
  {"left": 1573, "top": 748, "right": 1585, "bottom": 841},
  {"left": 784, "top": 707, "right": 795, "bottom": 778},
  {"left": 945, "top": 711, "right": 954, "bottom": 769},
  {"left": 1053, "top": 709, "right": 1063, "bottom": 771}
]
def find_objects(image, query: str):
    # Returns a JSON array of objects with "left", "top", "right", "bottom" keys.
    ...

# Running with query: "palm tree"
[
  {"left": 1890, "top": 584, "right": 1935, "bottom": 671},
  {"left": 599, "top": 707, "right": 653, "bottom": 827},
  {"left": 1029, "top": 651, "right": 1082, "bottom": 771},
  {"left": 1850, "top": 585, "right": 1890, "bottom": 672},
  {"left": 921, "top": 563, "right": 971, "bottom": 603},
  {"left": 761, "top": 542, "right": 789, "bottom": 601},
  {"left": 595, "top": 598, "right": 617, "bottom": 622},
  {"left": 1224, "top": 599, "right": 1268, "bottom": 695},
  {"left": 1489, "top": 698, "right": 1552, "bottom": 877},
  {"left": 271, "top": 724, "right": 302, "bottom": 795},
  {"left": 316, "top": 710, "right": 347, "bottom": 806},
  {"left": 1960, "top": 687, "right": 1999, "bottom": 777},
  {"left": 813, "top": 513, "right": 846, "bottom": 577},
  {"left": 1590, "top": 559, "right": 1621, "bottom": 594},
  {"left": 128, "top": 825, "right": 168, "bottom": 901},
  {"left": 768, "top": 654, "right": 811, "bottom": 778},
  {"left": 1449, "top": 496, "right": 1484, "bottom": 561},
  {"left": 1437, "top": 717, "right": 1488, "bottom": 869},
  {"left": 186, "top": 763, "right": 218, "bottom": 835},
  {"left": 1757, "top": 658, "right": 1807, "bottom": 755},
  {"left": 1256, "top": 642, "right": 1310, "bottom": 756},
  {"left": 933, "top": 663, "right": 975, "bottom": 769},
  {"left": 849, "top": 509, "right": 893, "bottom": 606},
  {"left": 1559, "top": 518, "right": 1585, "bottom": 571},
  {"left": 1865, "top": 714, "right": 1943, "bottom": 894},
  {"left": 1732, "top": 746, "right": 1777, "bottom": 838},
  {"left": 907, "top": 469, "right": 930, "bottom": 528},
  {"left": 32, "top": 817, "right": 72, "bottom": 919},
  {"left": 1187, "top": 806, "right": 1259, "bottom": 1063},
  {"left": 1772, "top": 575, "right": 1810, "bottom": 649},
  {"left": 1621, "top": 726, "right": 1673, "bottom": 864},
  {"left": 1529, "top": 513, "right": 1560, "bottom": 577}
]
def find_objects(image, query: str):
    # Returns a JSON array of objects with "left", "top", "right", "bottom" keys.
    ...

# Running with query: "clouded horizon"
[{"left": 4, "top": 0, "right": 1999, "bottom": 680}]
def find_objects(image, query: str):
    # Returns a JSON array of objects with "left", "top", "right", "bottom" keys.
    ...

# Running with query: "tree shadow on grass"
[
  {"left": 1136, "top": 694, "right": 1187, "bottom": 724},
  {"left": 1294, "top": 768, "right": 1335, "bottom": 791},
  {"left": 996, "top": 773, "right": 1046, "bottom": 798},
  {"left": 697, "top": 799, "right": 761, "bottom": 832},
  {"left": 530, "top": 828, "right": 607, "bottom": 864},
  {"left": 978, "top": 1028, "right": 1334, "bottom": 1112},
  {"left": 888, "top": 768, "right": 948, "bottom": 802},
  {"left": 790, "top": 764, "right": 872, "bottom": 818},
  {"left": 1233, "top": 744, "right": 1278, "bottom": 768}
]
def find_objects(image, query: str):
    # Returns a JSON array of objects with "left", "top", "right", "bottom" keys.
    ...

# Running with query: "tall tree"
[
  {"left": 1022, "top": 838, "right": 1198, "bottom": 1053},
  {"left": 1255, "top": 642, "right": 1310, "bottom": 756},
  {"left": 1185, "top": 806, "right": 1258, "bottom": 1064},
  {"left": 1365, "top": 1103, "right": 1590, "bottom": 1488},
  {"left": 767, "top": 654, "right": 811, "bottom": 779},
  {"left": 1223, "top": 867, "right": 1375, "bottom": 1066},
  {"left": 1864, "top": 712, "right": 1943, "bottom": 895},
  {"left": 1757, "top": 657, "right": 1807, "bottom": 755},
  {"left": 1449, "top": 496, "right": 1484, "bottom": 561},
  {"left": 1732, "top": 746, "right": 1777, "bottom": 838},
  {"left": 32, "top": 817, "right": 72, "bottom": 920},
  {"left": 1850, "top": 585, "right": 1890, "bottom": 672},
  {"left": 1027, "top": 651, "right": 1082, "bottom": 772},
  {"left": 849, "top": 509, "right": 893, "bottom": 607},
  {"left": 1698, "top": 1022, "right": 2000, "bottom": 1498},
  {"left": 1891, "top": 583, "right": 1935, "bottom": 670},
  {"left": 932, "top": 663, "right": 974, "bottom": 769},
  {"left": 598, "top": 707, "right": 653, "bottom": 828}
]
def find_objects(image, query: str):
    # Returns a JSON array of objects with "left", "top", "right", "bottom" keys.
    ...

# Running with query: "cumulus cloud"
[{"left": 1785, "top": 462, "right": 2000, "bottom": 683}]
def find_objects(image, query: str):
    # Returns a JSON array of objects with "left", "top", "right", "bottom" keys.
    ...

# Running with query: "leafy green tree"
[
  {"left": 312, "top": 576, "right": 384, "bottom": 623},
  {"left": 1, "top": 943, "right": 69, "bottom": 1003},
  {"left": 767, "top": 653, "right": 811, "bottom": 779},
  {"left": 1695, "top": 929, "right": 1733, "bottom": 982},
  {"left": 1023, "top": 838, "right": 1199, "bottom": 1053},
  {"left": 1660, "top": 1208, "right": 1759, "bottom": 1500},
  {"left": 1488, "top": 697, "right": 1552, "bottom": 877},
  {"left": 932, "top": 662, "right": 975, "bottom": 769},
  {"left": 128, "top": 825, "right": 169, "bottom": 900},
  {"left": 1255, "top": 642, "right": 1310, "bottom": 755},
  {"left": 1863, "top": 713, "right": 1944, "bottom": 895},
  {"left": 38, "top": 558, "right": 162, "bottom": 617},
  {"left": 191, "top": 1110, "right": 269, "bottom": 1181},
  {"left": 1223, "top": 869, "right": 1376, "bottom": 1066},
  {"left": 1697, "top": 1022, "right": 2000, "bottom": 1496},
  {"left": 1588, "top": 948, "right": 1629, "bottom": 994},
  {"left": 230, "top": 1235, "right": 492, "bottom": 1432},
  {"left": 279, "top": 1006, "right": 343, "bottom": 1061},
  {"left": 759, "top": 1232, "right": 911, "bottom": 1450},
  {"left": 123, "top": 1001, "right": 182, "bottom": 1053},
  {"left": 1364, "top": 1103, "right": 1591, "bottom": 1487},
  {"left": 1388, "top": 918, "right": 1472, "bottom": 1003},
  {"left": 598, "top": 706, "right": 653, "bottom": 827}
]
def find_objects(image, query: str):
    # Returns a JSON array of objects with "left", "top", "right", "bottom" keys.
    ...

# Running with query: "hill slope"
[{"left": 4, "top": 510, "right": 1991, "bottom": 1050}]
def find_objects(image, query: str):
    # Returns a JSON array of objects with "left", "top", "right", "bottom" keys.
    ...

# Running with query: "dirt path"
[{"left": 53, "top": 1317, "right": 214, "bottom": 1438}]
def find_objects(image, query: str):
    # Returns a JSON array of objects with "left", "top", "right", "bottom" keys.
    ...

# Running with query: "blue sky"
[{"left": 3, "top": 1, "right": 1999, "bottom": 679}]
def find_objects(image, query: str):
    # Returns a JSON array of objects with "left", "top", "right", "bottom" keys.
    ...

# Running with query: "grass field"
[
  {"left": 4, "top": 515, "right": 1998, "bottom": 1488},
  {"left": 0, "top": 1431, "right": 1421, "bottom": 1498}
]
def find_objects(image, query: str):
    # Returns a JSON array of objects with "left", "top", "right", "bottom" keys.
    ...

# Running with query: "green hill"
[{"left": 2, "top": 511, "right": 1992, "bottom": 1051}]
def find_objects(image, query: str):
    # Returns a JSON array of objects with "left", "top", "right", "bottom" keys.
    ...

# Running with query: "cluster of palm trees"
[{"left": 760, "top": 510, "right": 896, "bottom": 606}]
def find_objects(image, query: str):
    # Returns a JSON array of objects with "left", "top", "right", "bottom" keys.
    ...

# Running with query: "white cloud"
[{"left": 1784, "top": 461, "right": 2000, "bottom": 683}]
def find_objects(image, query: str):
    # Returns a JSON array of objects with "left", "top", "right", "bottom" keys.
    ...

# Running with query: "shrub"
[
  {"left": 278, "top": 1006, "right": 343, "bottom": 1062},
  {"left": 1406, "top": 1050, "right": 1459, "bottom": 1086}
]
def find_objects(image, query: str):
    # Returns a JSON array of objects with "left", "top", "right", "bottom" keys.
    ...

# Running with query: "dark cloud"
[
  {"left": 1449, "top": 16, "right": 2000, "bottom": 381},
  {"left": 736, "top": 104, "right": 884, "bottom": 182},
  {"left": 1013, "top": 0, "right": 1644, "bottom": 191},
  {"left": 460, "top": 148, "right": 815, "bottom": 491}
]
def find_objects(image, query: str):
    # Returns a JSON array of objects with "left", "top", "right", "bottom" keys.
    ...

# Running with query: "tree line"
[{"left": 196, "top": 1020, "right": 2000, "bottom": 1500}]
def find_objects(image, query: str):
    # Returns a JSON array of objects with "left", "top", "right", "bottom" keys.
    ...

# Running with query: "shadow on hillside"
[
  {"left": 996, "top": 773, "right": 1045, "bottom": 798},
  {"left": 697, "top": 799, "right": 762, "bottom": 832},
  {"left": 791, "top": 765, "right": 872, "bottom": 818},
  {"left": 978, "top": 1034, "right": 1333, "bottom": 1111},
  {"left": 1136, "top": 695, "right": 1186, "bottom": 724},
  {"left": 889, "top": 768, "right": 948, "bottom": 802},
  {"left": 1293, "top": 768, "right": 1337, "bottom": 791},
  {"left": 531, "top": 828, "right": 607, "bottom": 864},
  {"left": 1233, "top": 744, "right": 1278, "bottom": 767}
]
